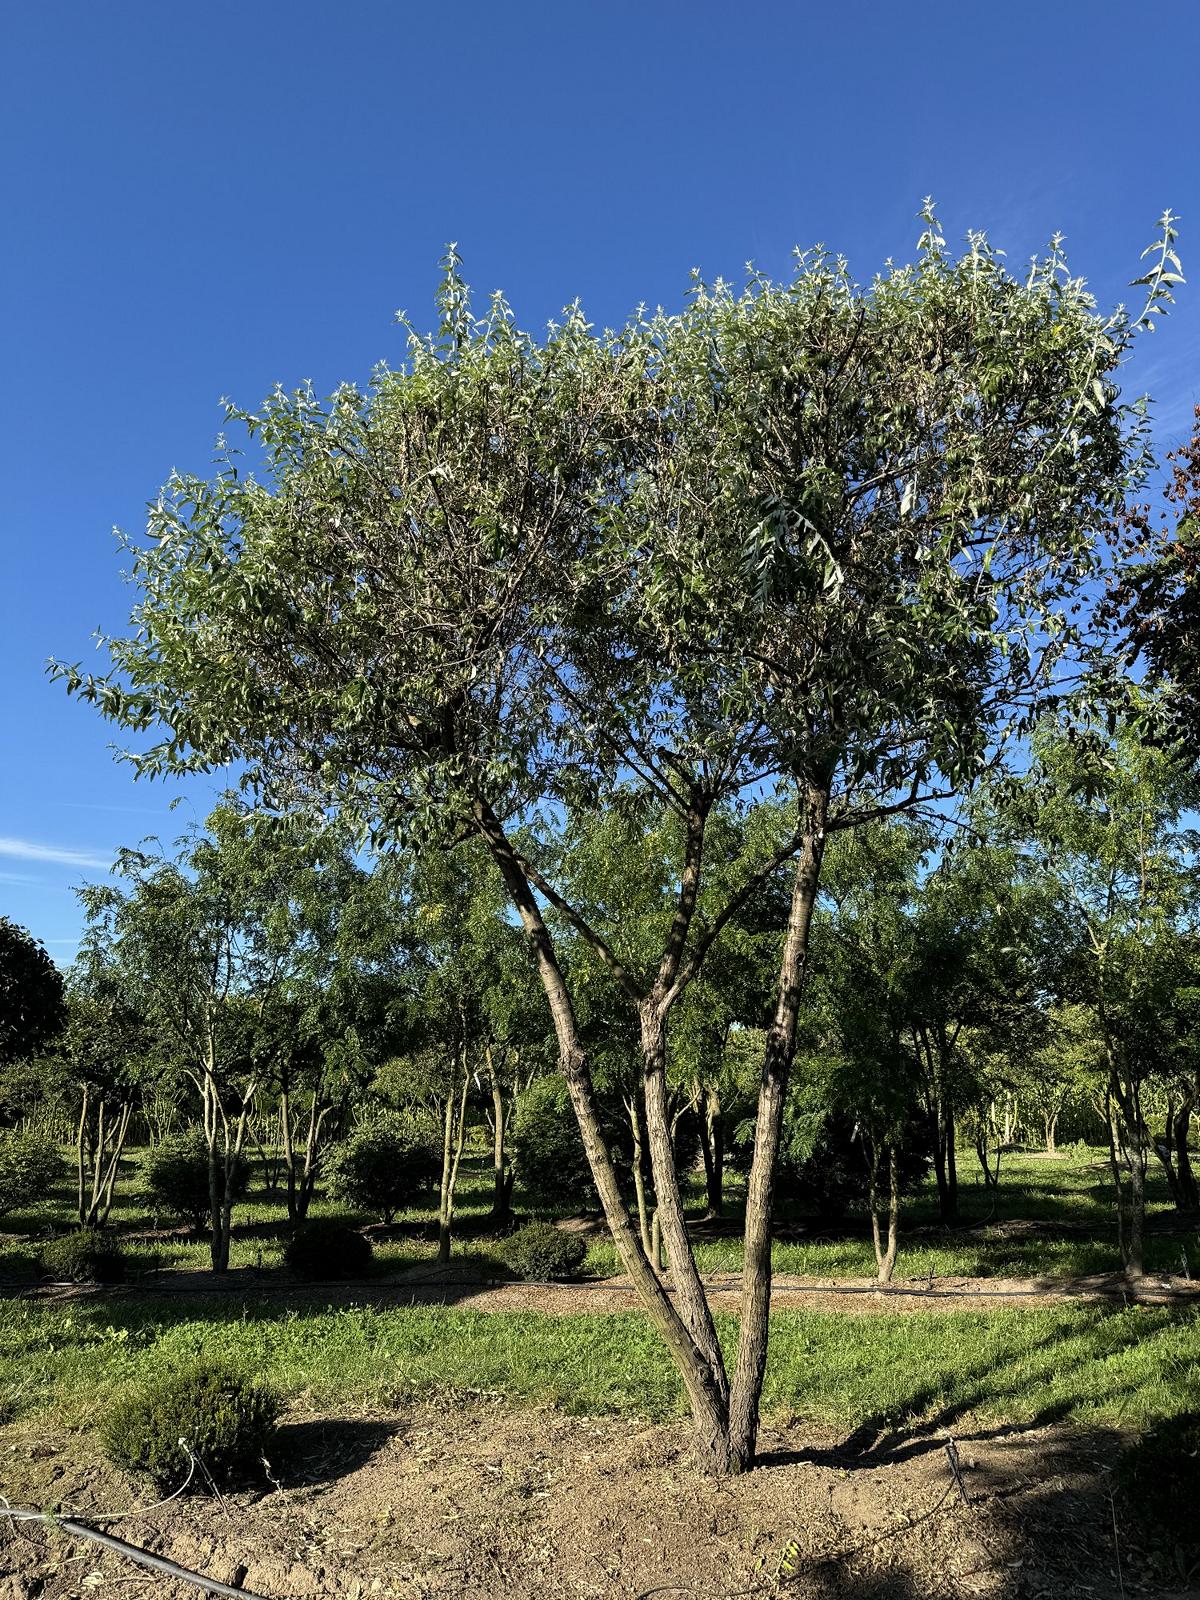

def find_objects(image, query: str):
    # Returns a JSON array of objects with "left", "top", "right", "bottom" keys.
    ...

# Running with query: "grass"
[
  {"left": 3, "top": 1140, "right": 1198, "bottom": 1285},
  {"left": 2, "top": 1294, "right": 1198, "bottom": 1437}
]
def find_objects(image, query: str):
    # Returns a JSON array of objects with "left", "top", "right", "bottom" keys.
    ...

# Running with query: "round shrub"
[
  {"left": 512, "top": 1076, "right": 597, "bottom": 1206},
  {"left": 325, "top": 1116, "right": 439, "bottom": 1223},
  {"left": 41, "top": 1227, "right": 125, "bottom": 1283},
  {"left": 0, "top": 1130, "right": 62, "bottom": 1219},
  {"left": 1117, "top": 1413, "right": 1200, "bottom": 1563},
  {"left": 502, "top": 1219, "right": 588, "bottom": 1281},
  {"left": 102, "top": 1359, "right": 280, "bottom": 1492},
  {"left": 285, "top": 1217, "right": 373, "bottom": 1280},
  {"left": 144, "top": 1131, "right": 248, "bottom": 1230}
]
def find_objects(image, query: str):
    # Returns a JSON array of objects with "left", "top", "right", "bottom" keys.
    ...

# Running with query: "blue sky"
[{"left": 2, "top": 0, "right": 1198, "bottom": 960}]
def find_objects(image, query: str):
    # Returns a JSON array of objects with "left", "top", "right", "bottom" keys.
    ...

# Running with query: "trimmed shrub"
[
  {"left": 0, "top": 1130, "right": 62, "bottom": 1219},
  {"left": 325, "top": 1116, "right": 439, "bottom": 1223},
  {"left": 1117, "top": 1413, "right": 1200, "bottom": 1565},
  {"left": 512, "top": 1076, "right": 597, "bottom": 1206},
  {"left": 285, "top": 1217, "right": 373, "bottom": 1280},
  {"left": 41, "top": 1227, "right": 125, "bottom": 1283},
  {"left": 102, "top": 1359, "right": 280, "bottom": 1492},
  {"left": 502, "top": 1220, "right": 588, "bottom": 1281},
  {"left": 144, "top": 1131, "right": 248, "bottom": 1230}
]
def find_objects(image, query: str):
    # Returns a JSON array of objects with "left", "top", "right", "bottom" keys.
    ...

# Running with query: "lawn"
[
  {"left": 3, "top": 1139, "right": 1196, "bottom": 1284},
  {"left": 2, "top": 1294, "right": 1197, "bottom": 1438}
]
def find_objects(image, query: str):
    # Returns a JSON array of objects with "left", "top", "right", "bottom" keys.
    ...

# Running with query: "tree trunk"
[
  {"left": 870, "top": 1146, "right": 900, "bottom": 1284},
  {"left": 627, "top": 1094, "right": 654, "bottom": 1259},
  {"left": 474, "top": 799, "right": 733, "bottom": 1475},
  {"left": 728, "top": 789, "right": 828, "bottom": 1472},
  {"left": 487, "top": 1054, "right": 512, "bottom": 1225},
  {"left": 437, "top": 1066, "right": 470, "bottom": 1266},
  {"left": 698, "top": 1083, "right": 724, "bottom": 1219},
  {"left": 639, "top": 1002, "right": 727, "bottom": 1391}
]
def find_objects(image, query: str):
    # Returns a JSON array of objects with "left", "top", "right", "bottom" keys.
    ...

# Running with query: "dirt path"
[
  {"left": 0, "top": 1400, "right": 1182, "bottom": 1598},
  {"left": 14, "top": 1264, "right": 1200, "bottom": 1314}
]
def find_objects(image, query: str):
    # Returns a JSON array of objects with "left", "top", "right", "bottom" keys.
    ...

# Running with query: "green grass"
[
  {"left": 2, "top": 1295, "right": 1198, "bottom": 1437},
  {"left": 3, "top": 1141, "right": 1198, "bottom": 1285}
]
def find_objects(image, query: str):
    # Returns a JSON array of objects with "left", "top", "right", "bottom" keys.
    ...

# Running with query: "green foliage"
[
  {"left": 285, "top": 1217, "right": 373, "bottom": 1280},
  {"left": 0, "top": 917, "right": 65, "bottom": 1067},
  {"left": 41, "top": 1228, "right": 125, "bottom": 1284},
  {"left": 144, "top": 1131, "right": 248, "bottom": 1229},
  {"left": 1117, "top": 1412, "right": 1200, "bottom": 1566},
  {"left": 102, "top": 1358, "right": 280, "bottom": 1491},
  {"left": 325, "top": 1116, "right": 439, "bottom": 1223},
  {"left": 500, "top": 1221, "right": 588, "bottom": 1280},
  {"left": 512, "top": 1076, "right": 596, "bottom": 1205},
  {"left": 0, "top": 1130, "right": 62, "bottom": 1219}
]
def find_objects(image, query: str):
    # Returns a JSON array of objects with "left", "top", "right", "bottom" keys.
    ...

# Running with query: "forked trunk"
[
  {"left": 728, "top": 789, "right": 827, "bottom": 1472},
  {"left": 437, "top": 1067, "right": 471, "bottom": 1266},
  {"left": 475, "top": 799, "right": 733, "bottom": 1475}
]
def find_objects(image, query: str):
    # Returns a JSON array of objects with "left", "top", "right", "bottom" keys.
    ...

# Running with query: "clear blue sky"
[{"left": 2, "top": 0, "right": 1198, "bottom": 960}]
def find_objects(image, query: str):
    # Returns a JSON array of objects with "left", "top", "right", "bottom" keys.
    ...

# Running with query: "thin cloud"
[{"left": 0, "top": 837, "right": 111, "bottom": 871}]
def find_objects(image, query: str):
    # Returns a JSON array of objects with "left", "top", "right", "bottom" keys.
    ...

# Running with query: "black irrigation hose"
[{"left": 1, "top": 1508, "right": 272, "bottom": 1598}]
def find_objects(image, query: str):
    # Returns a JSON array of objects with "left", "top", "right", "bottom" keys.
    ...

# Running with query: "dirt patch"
[
  {"left": 15, "top": 1264, "right": 1200, "bottom": 1317},
  {"left": 0, "top": 1401, "right": 1185, "bottom": 1599}
]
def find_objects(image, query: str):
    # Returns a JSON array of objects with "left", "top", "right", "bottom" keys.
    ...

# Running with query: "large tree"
[{"left": 57, "top": 215, "right": 1166, "bottom": 1469}]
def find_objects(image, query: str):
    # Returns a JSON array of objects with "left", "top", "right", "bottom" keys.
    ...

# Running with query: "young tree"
[
  {"left": 57, "top": 216, "right": 1166, "bottom": 1469},
  {"left": 61, "top": 951, "right": 158, "bottom": 1226}
]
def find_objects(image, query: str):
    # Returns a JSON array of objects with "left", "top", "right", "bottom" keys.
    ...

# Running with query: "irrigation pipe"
[{"left": 0, "top": 1506, "right": 271, "bottom": 1598}]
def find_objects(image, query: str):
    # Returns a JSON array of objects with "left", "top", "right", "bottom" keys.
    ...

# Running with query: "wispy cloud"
[{"left": 0, "top": 837, "right": 111, "bottom": 871}]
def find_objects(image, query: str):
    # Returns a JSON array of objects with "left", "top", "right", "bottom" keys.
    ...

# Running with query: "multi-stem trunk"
[
  {"left": 727, "top": 788, "right": 828, "bottom": 1472},
  {"left": 475, "top": 799, "right": 734, "bottom": 1475},
  {"left": 437, "top": 1064, "right": 471, "bottom": 1266}
]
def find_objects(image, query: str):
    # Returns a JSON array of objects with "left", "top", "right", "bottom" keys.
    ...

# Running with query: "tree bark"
[
  {"left": 474, "top": 798, "right": 733, "bottom": 1474},
  {"left": 728, "top": 787, "right": 828, "bottom": 1472},
  {"left": 870, "top": 1145, "right": 900, "bottom": 1284},
  {"left": 437, "top": 1064, "right": 470, "bottom": 1266}
]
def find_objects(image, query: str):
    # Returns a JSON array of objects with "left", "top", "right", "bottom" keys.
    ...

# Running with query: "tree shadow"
[{"left": 267, "top": 1416, "right": 400, "bottom": 1489}]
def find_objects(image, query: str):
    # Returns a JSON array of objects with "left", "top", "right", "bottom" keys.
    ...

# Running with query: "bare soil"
[
  {"left": 17, "top": 1264, "right": 1200, "bottom": 1316},
  {"left": 0, "top": 1401, "right": 1190, "bottom": 1600}
]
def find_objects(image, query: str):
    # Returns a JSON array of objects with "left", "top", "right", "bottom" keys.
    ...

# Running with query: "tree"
[
  {"left": 0, "top": 917, "right": 65, "bottom": 1078},
  {"left": 996, "top": 718, "right": 1200, "bottom": 1275},
  {"left": 57, "top": 215, "right": 1165, "bottom": 1471},
  {"left": 60, "top": 952, "right": 158, "bottom": 1226}
]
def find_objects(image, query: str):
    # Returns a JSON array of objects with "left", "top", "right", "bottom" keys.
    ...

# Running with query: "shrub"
[
  {"left": 502, "top": 1219, "right": 588, "bottom": 1281},
  {"left": 41, "top": 1227, "right": 125, "bottom": 1283},
  {"left": 0, "top": 1130, "right": 62, "bottom": 1219},
  {"left": 285, "top": 1217, "right": 373, "bottom": 1280},
  {"left": 102, "top": 1359, "right": 280, "bottom": 1492},
  {"left": 325, "top": 1116, "right": 439, "bottom": 1222},
  {"left": 144, "top": 1131, "right": 248, "bottom": 1230},
  {"left": 1117, "top": 1413, "right": 1200, "bottom": 1565},
  {"left": 512, "top": 1076, "right": 597, "bottom": 1206}
]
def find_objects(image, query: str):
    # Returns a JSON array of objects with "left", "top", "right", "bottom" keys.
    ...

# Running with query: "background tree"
[
  {"left": 997, "top": 718, "right": 1200, "bottom": 1275},
  {"left": 0, "top": 916, "right": 65, "bottom": 1083}
]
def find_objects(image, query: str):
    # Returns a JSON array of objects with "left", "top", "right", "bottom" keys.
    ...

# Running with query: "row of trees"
[{"left": 34, "top": 205, "right": 1192, "bottom": 1474}]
